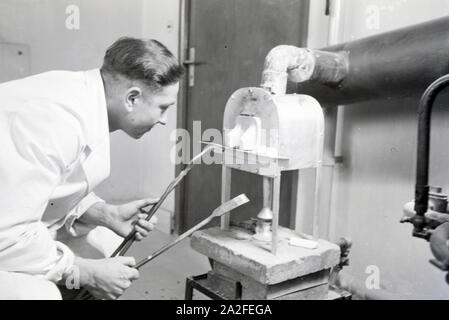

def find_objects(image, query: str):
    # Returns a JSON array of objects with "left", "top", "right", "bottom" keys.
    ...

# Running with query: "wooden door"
[{"left": 175, "top": 0, "right": 310, "bottom": 233}]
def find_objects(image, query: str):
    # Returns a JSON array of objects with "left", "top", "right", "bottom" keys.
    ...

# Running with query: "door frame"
[{"left": 174, "top": 0, "right": 191, "bottom": 235}]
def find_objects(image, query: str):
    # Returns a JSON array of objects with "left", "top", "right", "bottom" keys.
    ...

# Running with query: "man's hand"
[
  {"left": 74, "top": 256, "right": 139, "bottom": 300},
  {"left": 80, "top": 198, "right": 159, "bottom": 240},
  {"left": 108, "top": 198, "right": 159, "bottom": 240}
]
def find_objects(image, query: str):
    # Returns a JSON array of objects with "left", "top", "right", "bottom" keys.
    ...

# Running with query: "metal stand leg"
[
  {"left": 262, "top": 176, "right": 273, "bottom": 215},
  {"left": 271, "top": 174, "right": 281, "bottom": 255},
  {"left": 221, "top": 166, "right": 232, "bottom": 229},
  {"left": 312, "top": 165, "right": 323, "bottom": 239},
  {"left": 184, "top": 274, "right": 229, "bottom": 300},
  {"left": 185, "top": 278, "right": 193, "bottom": 300}
]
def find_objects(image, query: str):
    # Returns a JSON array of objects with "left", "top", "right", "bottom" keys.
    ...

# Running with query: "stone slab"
[{"left": 191, "top": 226, "right": 340, "bottom": 285}]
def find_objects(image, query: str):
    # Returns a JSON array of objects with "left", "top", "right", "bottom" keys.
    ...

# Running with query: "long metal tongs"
[{"left": 111, "top": 145, "right": 215, "bottom": 257}]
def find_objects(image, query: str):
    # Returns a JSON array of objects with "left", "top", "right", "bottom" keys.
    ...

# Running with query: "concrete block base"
[{"left": 191, "top": 226, "right": 340, "bottom": 285}]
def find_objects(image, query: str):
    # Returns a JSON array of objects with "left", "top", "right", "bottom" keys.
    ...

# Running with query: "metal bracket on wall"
[
  {"left": 183, "top": 47, "right": 196, "bottom": 87},
  {"left": 325, "top": 0, "right": 331, "bottom": 16},
  {"left": 183, "top": 47, "right": 206, "bottom": 87}
]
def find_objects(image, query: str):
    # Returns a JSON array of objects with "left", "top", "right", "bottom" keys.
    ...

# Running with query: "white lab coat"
[{"left": 0, "top": 69, "right": 111, "bottom": 283}]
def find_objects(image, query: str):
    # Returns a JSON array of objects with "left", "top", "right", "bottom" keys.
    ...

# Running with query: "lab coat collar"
[
  {"left": 80, "top": 69, "right": 110, "bottom": 191},
  {"left": 82, "top": 69, "right": 109, "bottom": 148}
]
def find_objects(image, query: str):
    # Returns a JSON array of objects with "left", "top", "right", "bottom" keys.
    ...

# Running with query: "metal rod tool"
[{"left": 135, "top": 194, "right": 249, "bottom": 269}]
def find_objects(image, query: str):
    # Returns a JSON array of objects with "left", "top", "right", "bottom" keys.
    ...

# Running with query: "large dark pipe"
[
  {"left": 296, "top": 16, "right": 449, "bottom": 105},
  {"left": 412, "top": 74, "right": 449, "bottom": 236}
]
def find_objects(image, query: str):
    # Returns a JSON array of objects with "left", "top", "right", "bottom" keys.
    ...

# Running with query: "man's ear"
[{"left": 124, "top": 87, "right": 142, "bottom": 112}]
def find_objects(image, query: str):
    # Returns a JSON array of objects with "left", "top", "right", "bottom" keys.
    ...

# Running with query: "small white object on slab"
[{"left": 289, "top": 237, "right": 318, "bottom": 249}]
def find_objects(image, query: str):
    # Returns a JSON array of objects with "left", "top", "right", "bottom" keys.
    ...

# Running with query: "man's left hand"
[{"left": 108, "top": 198, "right": 159, "bottom": 240}]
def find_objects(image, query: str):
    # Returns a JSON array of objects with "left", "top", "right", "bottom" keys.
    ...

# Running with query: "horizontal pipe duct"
[{"left": 296, "top": 16, "right": 449, "bottom": 105}]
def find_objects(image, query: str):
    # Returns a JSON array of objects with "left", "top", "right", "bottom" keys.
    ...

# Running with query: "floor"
[{"left": 120, "top": 229, "right": 211, "bottom": 300}]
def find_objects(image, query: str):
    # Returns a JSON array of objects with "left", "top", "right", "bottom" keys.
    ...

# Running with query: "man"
[{"left": 0, "top": 37, "right": 185, "bottom": 299}]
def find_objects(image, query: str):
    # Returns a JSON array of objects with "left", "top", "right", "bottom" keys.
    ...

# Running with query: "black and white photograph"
[{"left": 0, "top": 0, "right": 449, "bottom": 306}]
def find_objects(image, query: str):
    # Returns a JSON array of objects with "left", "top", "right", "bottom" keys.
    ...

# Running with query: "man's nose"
[{"left": 159, "top": 114, "right": 167, "bottom": 125}]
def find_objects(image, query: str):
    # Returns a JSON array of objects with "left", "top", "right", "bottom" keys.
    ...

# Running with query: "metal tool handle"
[{"left": 135, "top": 217, "right": 213, "bottom": 269}]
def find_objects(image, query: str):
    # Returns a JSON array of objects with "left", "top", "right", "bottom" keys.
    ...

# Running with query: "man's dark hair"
[{"left": 101, "top": 37, "right": 185, "bottom": 88}]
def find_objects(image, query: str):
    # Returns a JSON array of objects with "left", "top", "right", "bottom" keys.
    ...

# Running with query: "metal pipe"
[
  {"left": 411, "top": 75, "right": 449, "bottom": 235},
  {"left": 297, "top": 16, "right": 449, "bottom": 105},
  {"left": 261, "top": 17, "right": 449, "bottom": 101},
  {"left": 325, "top": 0, "right": 344, "bottom": 242}
]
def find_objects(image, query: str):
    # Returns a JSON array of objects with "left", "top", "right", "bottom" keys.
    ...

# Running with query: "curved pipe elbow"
[
  {"left": 414, "top": 75, "right": 449, "bottom": 225},
  {"left": 260, "top": 45, "right": 348, "bottom": 95},
  {"left": 261, "top": 45, "right": 314, "bottom": 95}
]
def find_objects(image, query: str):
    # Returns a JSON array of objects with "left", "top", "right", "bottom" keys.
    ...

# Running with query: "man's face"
[{"left": 123, "top": 82, "right": 179, "bottom": 139}]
